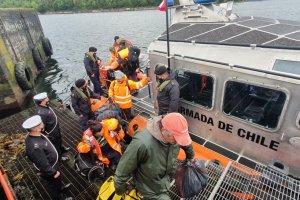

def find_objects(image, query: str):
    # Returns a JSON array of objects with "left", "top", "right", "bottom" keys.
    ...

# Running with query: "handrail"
[{"left": 0, "top": 165, "right": 15, "bottom": 200}]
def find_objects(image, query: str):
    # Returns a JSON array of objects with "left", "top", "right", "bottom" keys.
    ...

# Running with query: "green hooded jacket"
[{"left": 114, "top": 117, "right": 194, "bottom": 199}]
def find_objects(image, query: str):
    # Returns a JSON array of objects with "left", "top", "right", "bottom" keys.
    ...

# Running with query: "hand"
[
  {"left": 91, "top": 74, "right": 95, "bottom": 77},
  {"left": 92, "top": 99, "right": 97, "bottom": 105},
  {"left": 135, "top": 68, "right": 140, "bottom": 73},
  {"left": 79, "top": 114, "right": 83, "bottom": 118},
  {"left": 54, "top": 171, "right": 60, "bottom": 178}
]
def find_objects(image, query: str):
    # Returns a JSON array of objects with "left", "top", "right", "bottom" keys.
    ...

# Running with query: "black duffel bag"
[{"left": 175, "top": 159, "right": 208, "bottom": 198}]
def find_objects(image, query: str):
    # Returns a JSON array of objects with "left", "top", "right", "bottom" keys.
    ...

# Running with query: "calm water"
[{"left": 39, "top": 0, "right": 300, "bottom": 101}]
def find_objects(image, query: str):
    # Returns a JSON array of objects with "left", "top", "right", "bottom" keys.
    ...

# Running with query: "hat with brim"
[
  {"left": 33, "top": 92, "right": 48, "bottom": 101},
  {"left": 22, "top": 115, "right": 42, "bottom": 129},
  {"left": 161, "top": 113, "right": 192, "bottom": 146}
]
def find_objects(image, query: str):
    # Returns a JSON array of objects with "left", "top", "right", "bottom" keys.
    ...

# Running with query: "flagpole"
[{"left": 165, "top": 0, "right": 171, "bottom": 71}]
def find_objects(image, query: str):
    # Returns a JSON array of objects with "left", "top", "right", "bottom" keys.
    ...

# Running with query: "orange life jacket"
[
  {"left": 101, "top": 122, "right": 123, "bottom": 155},
  {"left": 82, "top": 129, "right": 110, "bottom": 166},
  {"left": 108, "top": 76, "right": 148, "bottom": 109},
  {"left": 90, "top": 97, "right": 109, "bottom": 112}
]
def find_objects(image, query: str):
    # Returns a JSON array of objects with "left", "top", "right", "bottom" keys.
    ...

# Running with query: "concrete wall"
[{"left": 0, "top": 9, "right": 48, "bottom": 113}]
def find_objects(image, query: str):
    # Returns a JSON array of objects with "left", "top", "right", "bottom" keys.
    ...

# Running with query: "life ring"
[
  {"left": 32, "top": 47, "right": 45, "bottom": 69},
  {"left": 15, "top": 62, "right": 33, "bottom": 91},
  {"left": 42, "top": 37, "right": 53, "bottom": 56}
]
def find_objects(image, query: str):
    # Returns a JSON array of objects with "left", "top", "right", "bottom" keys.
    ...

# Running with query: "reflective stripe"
[
  {"left": 114, "top": 95, "right": 131, "bottom": 99},
  {"left": 115, "top": 100, "right": 132, "bottom": 104}
]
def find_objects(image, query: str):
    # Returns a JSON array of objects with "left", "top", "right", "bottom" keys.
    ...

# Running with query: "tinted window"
[
  {"left": 223, "top": 81, "right": 286, "bottom": 129},
  {"left": 177, "top": 70, "right": 214, "bottom": 109},
  {"left": 273, "top": 60, "right": 300, "bottom": 75}
]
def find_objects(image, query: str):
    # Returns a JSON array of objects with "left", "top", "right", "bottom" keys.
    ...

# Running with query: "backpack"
[
  {"left": 118, "top": 46, "right": 140, "bottom": 73},
  {"left": 95, "top": 103, "right": 122, "bottom": 121}
]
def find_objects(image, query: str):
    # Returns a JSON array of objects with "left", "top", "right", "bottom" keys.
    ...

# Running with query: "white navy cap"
[
  {"left": 22, "top": 115, "right": 42, "bottom": 129},
  {"left": 33, "top": 92, "right": 48, "bottom": 101}
]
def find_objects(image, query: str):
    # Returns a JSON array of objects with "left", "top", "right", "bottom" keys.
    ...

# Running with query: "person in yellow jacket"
[{"left": 109, "top": 70, "right": 148, "bottom": 120}]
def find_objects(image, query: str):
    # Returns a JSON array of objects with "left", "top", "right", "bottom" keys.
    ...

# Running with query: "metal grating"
[
  {"left": 0, "top": 105, "right": 98, "bottom": 199},
  {"left": 169, "top": 161, "right": 300, "bottom": 200}
]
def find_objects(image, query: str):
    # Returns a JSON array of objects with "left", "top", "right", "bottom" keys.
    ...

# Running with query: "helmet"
[
  {"left": 77, "top": 142, "right": 90, "bottom": 153},
  {"left": 104, "top": 118, "right": 119, "bottom": 131}
]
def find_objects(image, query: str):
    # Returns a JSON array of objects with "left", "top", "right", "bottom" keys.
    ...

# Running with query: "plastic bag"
[{"left": 175, "top": 159, "right": 208, "bottom": 198}]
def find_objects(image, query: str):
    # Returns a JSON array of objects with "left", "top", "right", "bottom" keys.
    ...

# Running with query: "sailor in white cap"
[
  {"left": 108, "top": 70, "right": 149, "bottom": 120},
  {"left": 33, "top": 92, "right": 70, "bottom": 162},
  {"left": 23, "top": 115, "right": 72, "bottom": 200}
]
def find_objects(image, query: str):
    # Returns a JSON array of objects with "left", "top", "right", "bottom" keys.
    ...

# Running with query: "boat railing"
[{"left": 169, "top": 160, "right": 300, "bottom": 200}]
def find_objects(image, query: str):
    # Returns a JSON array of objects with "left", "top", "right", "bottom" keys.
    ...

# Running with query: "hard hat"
[
  {"left": 77, "top": 142, "right": 90, "bottom": 153},
  {"left": 105, "top": 118, "right": 119, "bottom": 131}
]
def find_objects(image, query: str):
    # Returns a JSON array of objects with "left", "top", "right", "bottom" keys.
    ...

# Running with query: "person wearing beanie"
[
  {"left": 33, "top": 92, "right": 70, "bottom": 162},
  {"left": 154, "top": 64, "right": 180, "bottom": 115},
  {"left": 114, "top": 113, "right": 194, "bottom": 199},
  {"left": 23, "top": 115, "right": 72, "bottom": 200},
  {"left": 71, "top": 78, "right": 101, "bottom": 131},
  {"left": 84, "top": 46, "right": 104, "bottom": 95},
  {"left": 108, "top": 70, "right": 149, "bottom": 120}
]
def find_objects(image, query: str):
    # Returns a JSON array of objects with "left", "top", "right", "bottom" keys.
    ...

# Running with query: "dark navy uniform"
[
  {"left": 71, "top": 86, "right": 100, "bottom": 131},
  {"left": 25, "top": 134, "right": 62, "bottom": 200},
  {"left": 37, "top": 105, "right": 64, "bottom": 158},
  {"left": 157, "top": 79, "right": 180, "bottom": 115},
  {"left": 84, "top": 48, "right": 104, "bottom": 95}
]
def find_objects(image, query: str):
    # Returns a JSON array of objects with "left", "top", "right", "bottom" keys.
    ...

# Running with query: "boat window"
[
  {"left": 273, "top": 60, "right": 300, "bottom": 76},
  {"left": 176, "top": 70, "right": 214, "bottom": 109},
  {"left": 223, "top": 81, "right": 286, "bottom": 129}
]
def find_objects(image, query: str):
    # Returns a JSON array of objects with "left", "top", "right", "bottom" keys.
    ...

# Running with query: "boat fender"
[
  {"left": 32, "top": 47, "right": 45, "bottom": 69},
  {"left": 14, "top": 62, "right": 33, "bottom": 91},
  {"left": 42, "top": 37, "right": 53, "bottom": 57}
]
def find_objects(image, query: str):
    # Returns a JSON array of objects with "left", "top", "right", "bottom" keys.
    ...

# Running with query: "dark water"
[{"left": 39, "top": 0, "right": 300, "bottom": 101}]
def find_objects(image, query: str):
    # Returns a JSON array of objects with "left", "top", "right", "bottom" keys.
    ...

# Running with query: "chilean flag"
[{"left": 158, "top": 0, "right": 166, "bottom": 11}]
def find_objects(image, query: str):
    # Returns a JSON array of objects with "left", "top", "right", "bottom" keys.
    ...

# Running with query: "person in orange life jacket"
[
  {"left": 83, "top": 119, "right": 123, "bottom": 167},
  {"left": 117, "top": 39, "right": 140, "bottom": 81},
  {"left": 33, "top": 92, "right": 70, "bottom": 162},
  {"left": 84, "top": 47, "right": 104, "bottom": 95},
  {"left": 154, "top": 64, "right": 180, "bottom": 115},
  {"left": 108, "top": 47, "right": 118, "bottom": 65},
  {"left": 108, "top": 70, "right": 149, "bottom": 121},
  {"left": 99, "top": 118, "right": 125, "bottom": 167},
  {"left": 81, "top": 120, "right": 110, "bottom": 167},
  {"left": 23, "top": 115, "right": 72, "bottom": 200},
  {"left": 71, "top": 79, "right": 101, "bottom": 131}
]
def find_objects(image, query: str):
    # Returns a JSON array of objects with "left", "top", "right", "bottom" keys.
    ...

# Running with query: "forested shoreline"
[{"left": 0, "top": 0, "right": 242, "bottom": 13}]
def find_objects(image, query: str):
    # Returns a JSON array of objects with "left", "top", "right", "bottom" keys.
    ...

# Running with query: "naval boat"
[{"left": 1, "top": 1, "right": 300, "bottom": 200}]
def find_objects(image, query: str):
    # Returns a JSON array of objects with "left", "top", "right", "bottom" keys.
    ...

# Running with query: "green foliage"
[{"left": 0, "top": 0, "right": 164, "bottom": 11}]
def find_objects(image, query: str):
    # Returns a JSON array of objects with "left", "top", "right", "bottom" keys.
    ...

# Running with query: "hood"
[{"left": 146, "top": 116, "right": 166, "bottom": 143}]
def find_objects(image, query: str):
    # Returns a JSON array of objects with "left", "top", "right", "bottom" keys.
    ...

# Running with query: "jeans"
[{"left": 89, "top": 74, "right": 104, "bottom": 95}]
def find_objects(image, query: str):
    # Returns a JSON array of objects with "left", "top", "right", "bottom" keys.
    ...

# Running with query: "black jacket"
[
  {"left": 157, "top": 75, "right": 180, "bottom": 115},
  {"left": 25, "top": 134, "right": 58, "bottom": 177},
  {"left": 84, "top": 53, "right": 100, "bottom": 76},
  {"left": 71, "top": 86, "right": 100, "bottom": 116},
  {"left": 36, "top": 105, "right": 60, "bottom": 137}
]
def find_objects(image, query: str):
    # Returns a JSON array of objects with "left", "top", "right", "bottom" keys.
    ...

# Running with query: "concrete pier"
[{"left": 0, "top": 9, "right": 51, "bottom": 116}]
